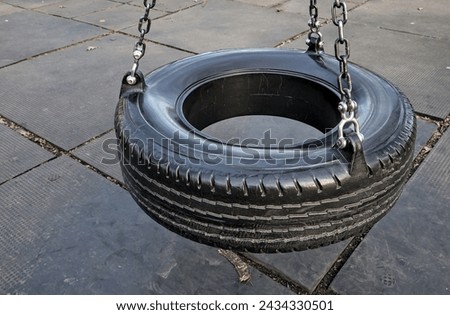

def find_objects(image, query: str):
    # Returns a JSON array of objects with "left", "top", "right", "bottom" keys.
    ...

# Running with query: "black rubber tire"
[{"left": 115, "top": 49, "right": 416, "bottom": 253}]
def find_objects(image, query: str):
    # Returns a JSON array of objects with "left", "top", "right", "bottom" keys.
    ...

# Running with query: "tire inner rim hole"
[{"left": 182, "top": 73, "right": 341, "bottom": 147}]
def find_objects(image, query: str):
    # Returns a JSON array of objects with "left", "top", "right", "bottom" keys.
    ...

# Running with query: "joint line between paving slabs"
[
  {"left": 269, "top": 1, "right": 291, "bottom": 9},
  {"left": 111, "top": 32, "right": 198, "bottom": 55},
  {"left": 415, "top": 111, "right": 447, "bottom": 123},
  {"left": 412, "top": 113, "right": 450, "bottom": 174},
  {"left": 22, "top": 6, "right": 199, "bottom": 59},
  {"left": 238, "top": 253, "right": 311, "bottom": 295},
  {"left": 0, "top": 114, "right": 62, "bottom": 156},
  {"left": 112, "top": 0, "right": 212, "bottom": 38},
  {"left": 0, "top": 114, "right": 125, "bottom": 189},
  {"left": 312, "top": 230, "right": 370, "bottom": 294},
  {"left": 379, "top": 27, "right": 442, "bottom": 40},
  {"left": 146, "top": 39, "right": 198, "bottom": 55},
  {"left": 0, "top": 32, "right": 113, "bottom": 70},
  {"left": 0, "top": 156, "right": 59, "bottom": 187},
  {"left": 67, "top": 128, "right": 115, "bottom": 153}
]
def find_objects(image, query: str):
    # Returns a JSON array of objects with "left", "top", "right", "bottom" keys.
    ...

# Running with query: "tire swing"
[{"left": 115, "top": 0, "right": 416, "bottom": 253}]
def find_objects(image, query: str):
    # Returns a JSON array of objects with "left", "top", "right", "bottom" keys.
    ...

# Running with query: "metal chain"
[
  {"left": 306, "top": 0, "right": 324, "bottom": 52},
  {"left": 126, "top": 0, "right": 156, "bottom": 85},
  {"left": 331, "top": 0, "right": 364, "bottom": 148},
  {"left": 127, "top": 0, "right": 363, "bottom": 148}
]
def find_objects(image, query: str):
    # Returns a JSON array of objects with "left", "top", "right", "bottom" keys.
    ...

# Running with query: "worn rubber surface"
[{"left": 115, "top": 49, "right": 416, "bottom": 253}]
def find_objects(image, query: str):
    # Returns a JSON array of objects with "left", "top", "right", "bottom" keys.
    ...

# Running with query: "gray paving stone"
[
  {"left": 414, "top": 118, "right": 438, "bottom": 156},
  {"left": 0, "top": 2, "right": 23, "bottom": 16},
  {"left": 275, "top": 0, "right": 364, "bottom": 14},
  {"left": 130, "top": 0, "right": 202, "bottom": 13},
  {"left": 246, "top": 240, "right": 350, "bottom": 293},
  {"left": 124, "top": 0, "right": 307, "bottom": 53},
  {"left": 75, "top": 3, "right": 165, "bottom": 31},
  {"left": 0, "top": 10, "right": 104, "bottom": 68},
  {"left": 331, "top": 130, "right": 450, "bottom": 294},
  {"left": 0, "top": 156, "right": 293, "bottom": 294},
  {"left": 72, "top": 130, "right": 123, "bottom": 182},
  {"left": 36, "top": 0, "right": 121, "bottom": 19},
  {"left": 0, "top": 34, "right": 191, "bottom": 150},
  {"left": 2, "top": 0, "right": 63, "bottom": 9},
  {"left": 234, "top": 0, "right": 287, "bottom": 7},
  {"left": 285, "top": 21, "right": 450, "bottom": 119},
  {"left": 350, "top": 0, "right": 450, "bottom": 41},
  {"left": 0, "top": 124, "right": 54, "bottom": 185}
]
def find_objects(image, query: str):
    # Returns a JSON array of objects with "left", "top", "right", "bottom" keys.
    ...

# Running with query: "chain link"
[
  {"left": 126, "top": 0, "right": 156, "bottom": 85},
  {"left": 331, "top": 0, "right": 364, "bottom": 148},
  {"left": 306, "top": 0, "right": 324, "bottom": 52}
]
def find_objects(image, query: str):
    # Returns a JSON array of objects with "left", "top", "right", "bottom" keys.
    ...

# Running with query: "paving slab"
[
  {"left": 124, "top": 0, "right": 307, "bottom": 53},
  {"left": 0, "top": 10, "right": 105, "bottom": 68},
  {"left": 36, "top": 0, "right": 121, "bottom": 19},
  {"left": 285, "top": 20, "right": 450, "bottom": 119},
  {"left": 72, "top": 130, "right": 123, "bottom": 182},
  {"left": 414, "top": 118, "right": 438, "bottom": 155},
  {"left": 234, "top": 0, "right": 287, "bottom": 8},
  {"left": 130, "top": 0, "right": 202, "bottom": 13},
  {"left": 0, "top": 2, "right": 24, "bottom": 16},
  {"left": 275, "top": 0, "right": 364, "bottom": 14},
  {"left": 2, "top": 0, "right": 63, "bottom": 9},
  {"left": 0, "top": 124, "right": 54, "bottom": 185},
  {"left": 331, "top": 130, "right": 450, "bottom": 294},
  {"left": 75, "top": 3, "right": 165, "bottom": 31},
  {"left": 0, "top": 34, "right": 191, "bottom": 150},
  {"left": 350, "top": 0, "right": 450, "bottom": 41},
  {"left": 0, "top": 156, "right": 293, "bottom": 294},
  {"left": 245, "top": 240, "right": 350, "bottom": 293}
]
